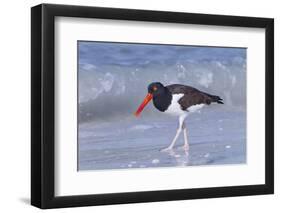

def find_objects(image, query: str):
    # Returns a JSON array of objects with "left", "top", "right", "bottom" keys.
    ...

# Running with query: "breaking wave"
[{"left": 78, "top": 42, "right": 246, "bottom": 123}]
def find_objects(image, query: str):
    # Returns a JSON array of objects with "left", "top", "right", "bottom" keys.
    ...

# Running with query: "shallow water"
[{"left": 78, "top": 107, "right": 246, "bottom": 171}]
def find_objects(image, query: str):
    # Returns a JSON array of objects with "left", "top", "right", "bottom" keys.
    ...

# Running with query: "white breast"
[
  {"left": 165, "top": 94, "right": 205, "bottom": 116},
  {"left": 164, "top": 94, "right": 185, "bottom": 116}
]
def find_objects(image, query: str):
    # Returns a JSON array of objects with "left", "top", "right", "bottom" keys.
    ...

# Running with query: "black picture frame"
[{"left": 31, "top": 3, "right": 274, "bottom": 209}]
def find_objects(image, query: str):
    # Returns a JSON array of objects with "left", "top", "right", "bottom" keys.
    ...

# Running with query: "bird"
[{"left": 134, "top": 82, "right": 223, "bottom": 152}]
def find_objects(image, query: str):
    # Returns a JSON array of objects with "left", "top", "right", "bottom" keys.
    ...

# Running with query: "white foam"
[
  {"left": 129, "top": 125, "right": 154, "bottom": 131},
  {"left": 204, "top": 153, "right": 210, "bottom": 158},
  {"left": 100, "top": 72, "right": 114, "bottom": 92},
  {"left": 198, "top": 72, "right": 213, "bottom": 88},
  {"left": 152, "top": 159, "right": 160, "bottom": 164}
]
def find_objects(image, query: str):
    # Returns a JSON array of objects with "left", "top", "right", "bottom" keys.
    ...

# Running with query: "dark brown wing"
[{"left": 166, "top": 84, "right": 223, "bottom": 111}]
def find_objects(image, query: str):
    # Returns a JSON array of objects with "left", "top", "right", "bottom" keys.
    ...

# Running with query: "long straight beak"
[{"left": 134, "top": 93, "right": 153, "bottom": 117}]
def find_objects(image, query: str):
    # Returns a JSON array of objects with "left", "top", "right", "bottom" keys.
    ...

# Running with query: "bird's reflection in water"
[{"left": 164, "top": 148, "right": 190, "bottom": 166}]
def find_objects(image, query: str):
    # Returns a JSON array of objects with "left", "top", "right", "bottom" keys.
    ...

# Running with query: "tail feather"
[
  {"left": 210, "top": 95, "right": 224, "bottom": 104},
  {"left": 202, "top": 91, "right": 224, "bottom": 104},
  {"left": 216, "top": 100, "right": 224, "bottom": 104}
]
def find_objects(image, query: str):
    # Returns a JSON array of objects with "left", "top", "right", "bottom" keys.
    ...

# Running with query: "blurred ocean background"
[{"left": 78, "top": 41, "right": 246, "bottom": 171}]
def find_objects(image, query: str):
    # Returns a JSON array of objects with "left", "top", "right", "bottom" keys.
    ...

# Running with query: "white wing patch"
[{"left": 187, "top": 103, "right": 205, "bottom": 113}]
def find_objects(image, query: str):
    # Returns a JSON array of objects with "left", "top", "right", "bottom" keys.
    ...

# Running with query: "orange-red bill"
[{"left": 134, "top": 93, "right": 153, "bottom": 117}]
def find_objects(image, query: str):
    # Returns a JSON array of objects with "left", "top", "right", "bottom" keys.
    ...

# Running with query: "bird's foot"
[
  {"left": 160, "top": 147, "right": 174, "bottom": 152},
  {"left": 181, "top": 144, "right": 189, "bottom": 152}
]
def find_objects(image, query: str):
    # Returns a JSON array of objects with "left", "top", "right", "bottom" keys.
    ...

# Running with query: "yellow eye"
[{"left": 153, "top": 86, "right": 157, "bottom": 91}]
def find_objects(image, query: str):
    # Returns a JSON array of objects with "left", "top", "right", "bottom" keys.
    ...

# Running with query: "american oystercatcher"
[{"left": 134, "top": 82, "right": 223, "bottom": 152}]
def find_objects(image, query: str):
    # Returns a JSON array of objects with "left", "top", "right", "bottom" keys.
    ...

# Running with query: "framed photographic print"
[{"left": 31, "top": 3, "right": 274, "bottom": 209}]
